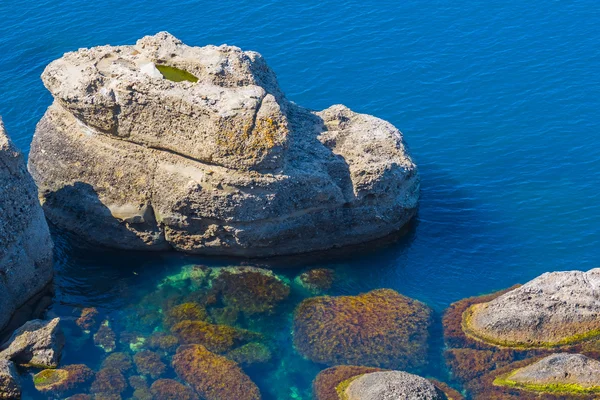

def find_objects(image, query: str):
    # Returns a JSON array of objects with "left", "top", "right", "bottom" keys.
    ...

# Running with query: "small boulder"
[
  {"left": 343, "top": 371, "right": 443, "bottom": 400},
  {"left": 33, "top": 364, "right": 94, "bottom": 394},
  {"left": 495, "top": 353, "right": 600, "bottom": 394},
  {"left": 0, "top": 318, "right": 64, "bottom": 368},
  {"left": 293, "top": 289, "right": 431, "bottom": 369},
  {"left": 0, "top": 359, "right": 20, "bottom": 399},
  {"left": 295, "top": 268, "right": 335, "bottom": 294},
  {"left": 150, "top": 379, "right": 198, "bottom": 400},
  {"left": 464, "top": 268, "right": 600, "bottom": 347}
]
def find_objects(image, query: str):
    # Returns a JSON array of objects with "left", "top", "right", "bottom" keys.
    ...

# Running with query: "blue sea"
[{"left": 1, "top": 1, "right": 599, "bottom": 399}]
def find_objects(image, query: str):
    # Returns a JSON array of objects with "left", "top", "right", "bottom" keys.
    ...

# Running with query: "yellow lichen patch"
[{"left": 493, "top": 369, "right": 600, "bottom": 395}]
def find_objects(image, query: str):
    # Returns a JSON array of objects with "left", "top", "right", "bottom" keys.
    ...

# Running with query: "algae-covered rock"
[
  {"left": 225, "top": 342, "right": 272, "bottom": 367},
  {"left": 465, "top": 269, "right": 600, "bottom": 348},
  {"left": 133, "top": 350, "right": 167, "bottom": 379},
  {"left": 0, "top": 359, "right": 20, "bottom": 399},
  {"left": 296, "top": 268, "right": 335, "bottom": 294},
  {"left": 293, "top": 289, "right": 431, "bottom": 369},
  {"left": 171, "top": 320, "right": 261, "bottom": 353},
  {"left": 90, "top": 368, "right": 127, "bottom": 395},
  {"left": 172, "top": 344, "right": 261, "bottom": 400},
  {"left": 29, "top": 32, "right": 419, "bottom": 257},
  {"left": 76, "top": 308, "right": 100, "bottom": 332},
  {"left": 0, "top": 318, "right": 64, "bottom": 368},
  {"left": 150, "top": 379, "right": 198, "bottom": 400},
  {"left": 494, "top": 353, "right": 600, "bottom": 395},
  {"left": 145, "top": 332, "right": 179, "bottom": 353},
  {"left": 163, "top": 303, "right": 209, "bottom": 327},
  {"left": 94, "top": 320, "right": 116, "bottom": 352},
  {"left": 313, "top": 365, "right": 383, "bottom": 400},
  {"left": 101, "top": 352, "right": 133, "bottom": 373},
  {"left": 343, "top": 371, "right": 443, "bottom": 400},
  {"left": 33, "top": 364, "right": 94, "bottom": 394},
  {"left": 211, "top": 267, "right": 290, "bottom": 315},
  {"left": 0, "top": 117, "right": 53, "bottom": 331}
]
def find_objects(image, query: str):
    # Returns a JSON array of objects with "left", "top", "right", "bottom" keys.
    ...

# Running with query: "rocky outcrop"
[
  {"left": 343, "top": 371, "right": 443, "bottom": 400},
  {"left": 28, "top": 32, "right": 419, "bottom": 257},
  {"left": 464, "top": 268, "right": 600, "bottom": 347},
  {"left": 0, "top": 118, "right": 53, "bottom": 331},
  {"left": 0, "top": 318, "right": 64, "bottom": 368},
  {"left": 495, "top": 353, "right": 600, "bottom": 394},
  {"left": 0, "top": 359, "right": 20, "bottom": 399}
]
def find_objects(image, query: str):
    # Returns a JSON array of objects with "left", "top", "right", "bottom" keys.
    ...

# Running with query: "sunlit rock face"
[
  {"left": 29, "top": 32, "right": 419, "bottom": 256},
  {"left": 0, "top": 117, "right": 53, "bottom": 331}
]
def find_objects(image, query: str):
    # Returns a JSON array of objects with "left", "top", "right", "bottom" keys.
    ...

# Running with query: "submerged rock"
[
  {"left": 0, "top": 359, "right": 20, "bottom": 399},
  {"left": 293, "top": 289, "right": 431, "bottom": 369},
  {"left": 172, "top": 344, "right": 261, "bottom": 400},
  {"left": 28, "top": 32, "right": 419, "bottom": 257},
  {"left": 464, "top": 268, "right": 600, "bottom": 347},
  {"left": 342, "top": 371, "right": 443, "bottom": 400},
  {"left": 495, "top": 353, "right": 600, "bottom": 395},
  {"left": 0, "top": 117, "right": 53, "bottom": 331},
  {"left": 33, "top": 364, "right": 94, "bottom": 394},
  {"left": 0, "top": 318, "right": 64, "bottom": 368},
  {"left": 295, "top": 268, "right": 335, "bottom": 295},
  {"left": 171, "top": 320, "right": 261, "bottom": 354},
  {"left": 150, "top": 379, "right": 198, "bottom": 400},
  {"left": 93, "top": 320, "right": 116, "bottom": 352}
]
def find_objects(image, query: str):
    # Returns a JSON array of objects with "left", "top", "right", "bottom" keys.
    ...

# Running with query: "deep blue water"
[{"left": 1, "top": 1, "right": 599, "bottom": 399}]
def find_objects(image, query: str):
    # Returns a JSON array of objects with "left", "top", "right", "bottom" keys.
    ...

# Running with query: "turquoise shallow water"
[{"left": 0, "top": 1, "right": 599, "bottom": 398}]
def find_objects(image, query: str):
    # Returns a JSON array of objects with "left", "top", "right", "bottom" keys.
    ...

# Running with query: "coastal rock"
[
  {"left": 495, "top": 353, "right": 600, "bottom": 394},
  {"left": 0, "top": 359, "right": 20, "bottom": 399},
  {"left": 343, "top": 371, "right": 443, "bottom": 400},
  {"left": 293, "top": 289, "right": 431, "bottom": 369},
  {"left": 0, "top": 318, "right": 64, "bottom": 368},
  {"left": 464, "top": 268, "right": 600, "bottom": 347},
  {"left": 33, "top": 364, "right": 94, "bottom": 394},
  {"left": 0, "top": 117, "right": 53, "bottom": 331},
  {"left": 28, "top": 32, "right": 419, "bottom": 257}
]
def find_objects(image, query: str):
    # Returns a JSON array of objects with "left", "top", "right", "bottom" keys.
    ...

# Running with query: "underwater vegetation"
[
  {"left": 293, "top": 288, "right": 432, "bottom": 369},
  {"left": 172, "top": 344, "right": 261, "bottom": 400},
  {"left": 295, "top": 268, "right": 335, "bottom": 295}
]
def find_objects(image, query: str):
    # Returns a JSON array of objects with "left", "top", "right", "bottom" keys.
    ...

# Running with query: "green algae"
[
  {"left": 493, "top": 370, "right": 600, "bottom": 395},
  {"left": 156, "top": 65, "right": 198, "bottom": 83}
]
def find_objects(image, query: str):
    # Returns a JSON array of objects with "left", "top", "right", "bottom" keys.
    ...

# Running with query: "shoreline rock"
[
  {"left": 0, "top": 318, "right": 64, "bottom": 368},
  {"left": 28, "top": 32, "right": 419, "bottom": 257},
  {"left": 0, "top": 117, "right": 53, "bottom": 331}
]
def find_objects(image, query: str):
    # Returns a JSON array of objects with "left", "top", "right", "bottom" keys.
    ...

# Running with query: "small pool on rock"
[{"left": 156, "top": 65, "right": 199, "bottom": 83}]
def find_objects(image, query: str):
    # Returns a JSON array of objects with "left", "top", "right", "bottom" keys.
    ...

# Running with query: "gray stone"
[
  {"left": 28, "top": 32, "right": 419, "bottom": 257},
  {"left": 464, "top": 268, "right": 600, "bottom": 347},
  {"left": 0, "top": 359, "right": 20, "bottom": 399},
  {"left": 0, "top": 117, "right": 53, "bottom": 331},
  {"left": 506, "top": 353, "right": 600, "bottom": 389},
  {"left": 344, "top": 371, "right": 442, "bottom": 400},
  {"left": 0, "top": 318, "right": 64, "bottom": 368}
]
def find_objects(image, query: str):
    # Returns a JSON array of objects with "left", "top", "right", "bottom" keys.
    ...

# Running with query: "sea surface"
[{"left": 0, "top": 1, "right": 599, "bottom": 399}]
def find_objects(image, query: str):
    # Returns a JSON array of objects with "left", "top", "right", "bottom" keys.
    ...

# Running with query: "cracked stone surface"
[
  {"left": 29, "top": 32, "right": 419, "bottom": 256},
  {"left": 0, "top": 117, "right": 53, "bottom": 331}
]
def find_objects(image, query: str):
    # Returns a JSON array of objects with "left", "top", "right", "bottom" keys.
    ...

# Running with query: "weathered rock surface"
[
  {"left": 464, "top": 268, "right": 600, "bottom": 347},
  {"left": 28, "top": 32, "right": 419, "bottom": 257},
  {"left": 343, "top": 371, "right": 443, "bottom": 400},
  {"left": 0, "top": 318, "right": 64, "bottom": 368},
  {"left": 0, "top": 359, "right": 20, "bottom": 399},
  {"left": 500, "top": 353, "right": 600, "bottom": 391},
  {"left": 0, "top": 118, "right": 53, "bottom": 331}
]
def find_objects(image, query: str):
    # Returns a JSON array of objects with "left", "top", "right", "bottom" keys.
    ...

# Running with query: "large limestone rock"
[
  {"left": 0, "top": 118, "right": 53, "bottom": 331},
  {"left": 28, "top": 32, "right": 419, "bottom": 257},
  {"left": 343, "top": 371, "right": 443, "bottom": 400},
  {"left": 496, "top": 353, "right": 600, "bottom": 393},
  {"left": 0, "top": 318, "right": 64, "bottom": 368},
  {"left": 464, "top": 268, "right": 600, "bottom": 347}
]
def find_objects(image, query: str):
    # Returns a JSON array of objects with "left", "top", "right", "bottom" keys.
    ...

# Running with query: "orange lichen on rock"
[
  {"left": 293, "top": 289, "right": 432, "bottom": 369},
  {"left": 212, "top": 267, "right": 290, "bottom": 315},
  {"left": 172, "top": 344, "right": 262, "bottom": 400},
  {"left": 171, "top": 319, "right": 261, "bottom": 354},
  {"left": 150, "top": 379, "right": 199, "bottom": 400}
]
